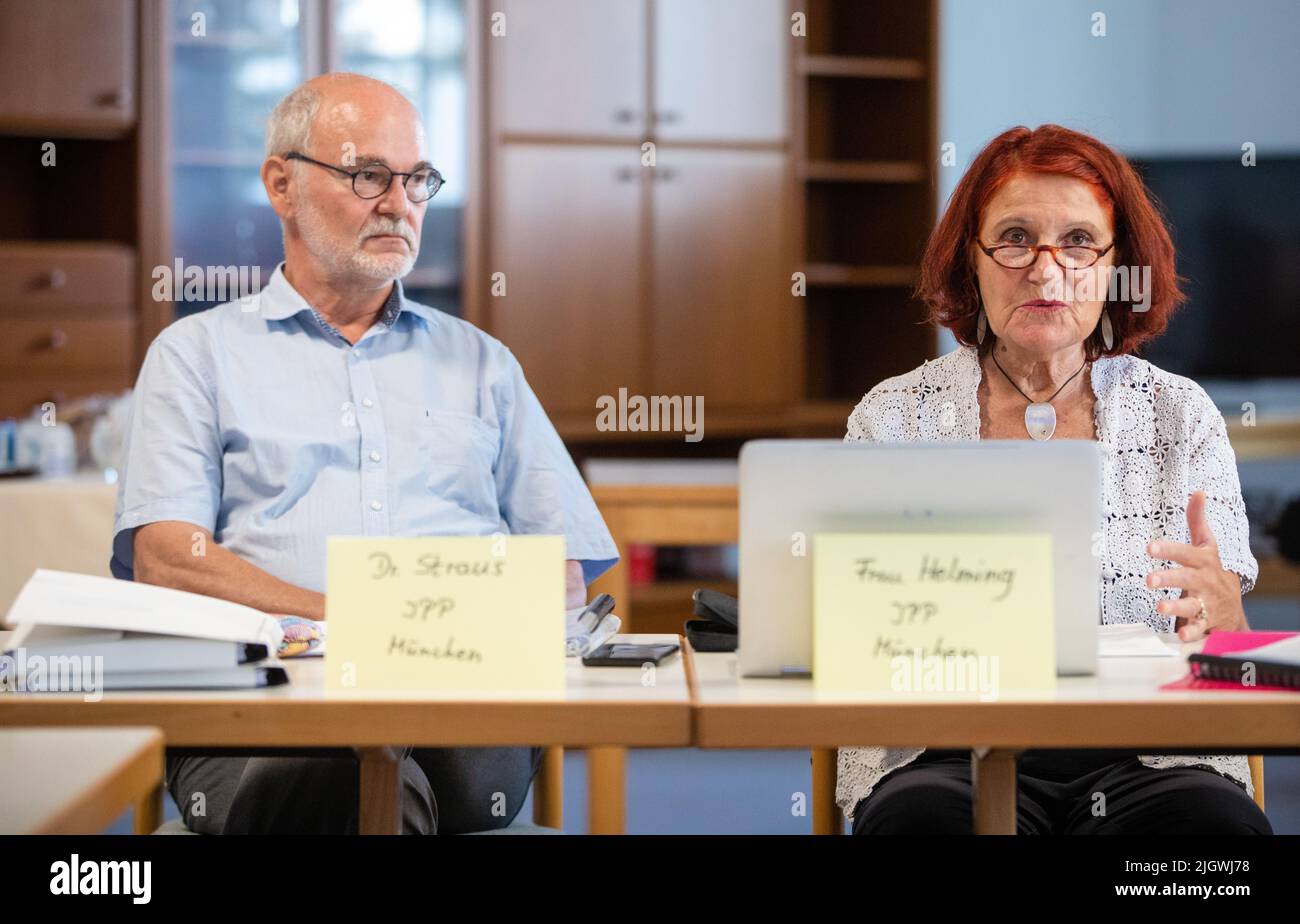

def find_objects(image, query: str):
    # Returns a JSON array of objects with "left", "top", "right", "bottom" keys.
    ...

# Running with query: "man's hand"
[{"left": 565, "top": 559, "right": 587, "bottom": 610}]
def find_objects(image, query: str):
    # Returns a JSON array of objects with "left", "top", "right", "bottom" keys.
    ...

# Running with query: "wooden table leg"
[
  {"left": 811, "top": 748, "right": 842, "bottom": 834},
  {"left": 533, "top": 745, "right": 564, "bottom": 829},
  {"left": 971, "top": 748, "right": 1019, "bottom": 835},
  {"left": 133, "top": 781, "right": 163, "bottom": 835},
  {"left": 356, "top": 747, "right": 403, "bottom": 835},
  {"left": 587, "top": 746, "right": 626, "bottom": 834}
]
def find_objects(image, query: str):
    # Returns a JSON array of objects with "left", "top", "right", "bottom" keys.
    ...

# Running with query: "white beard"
[{"left": 295, "top": 198, "right": 419, "bottom": 284}]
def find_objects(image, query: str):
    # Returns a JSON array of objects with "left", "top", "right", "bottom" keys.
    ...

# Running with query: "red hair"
[{"left": 918, "top": 124, "right": 1185, "bottom": 358}]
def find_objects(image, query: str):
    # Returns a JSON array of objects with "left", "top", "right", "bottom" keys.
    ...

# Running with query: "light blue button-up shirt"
[{"left": 111, "top": 264, "right": 617, "bottom": 592}]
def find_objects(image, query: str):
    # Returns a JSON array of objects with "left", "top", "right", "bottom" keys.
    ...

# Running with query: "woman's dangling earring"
[
  {"left": 976, "top": 303, "right": 988, "bottom": 345},
  {"left": 1099, "top": 308, "right": 1114, "bottom": 351}
]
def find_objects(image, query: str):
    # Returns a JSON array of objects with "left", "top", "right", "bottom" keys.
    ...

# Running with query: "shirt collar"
[{"left": 258, "top": 263, "right": 438, "bottom": 328}]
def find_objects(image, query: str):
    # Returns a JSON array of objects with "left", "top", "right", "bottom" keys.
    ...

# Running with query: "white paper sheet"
[{"left": 1098, "top": 622, "right": 1177, "bottom": 658}]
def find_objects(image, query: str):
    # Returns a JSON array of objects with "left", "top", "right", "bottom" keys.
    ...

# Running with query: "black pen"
[{"left": 576, "top": 593, "right": 616, "bottom": 634}]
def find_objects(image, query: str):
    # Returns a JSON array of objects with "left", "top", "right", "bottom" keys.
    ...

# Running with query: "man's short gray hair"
[{"left": 264, "top": 72, "right": 416, "bottom": 160}]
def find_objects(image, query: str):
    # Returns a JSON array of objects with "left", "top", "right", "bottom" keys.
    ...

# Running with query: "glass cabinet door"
[
  {"left": 337, "top": 0, "right": 466, "bottom": 314},
  {"left": 170, "top": 0, "right": 307, "bottom": 316}
]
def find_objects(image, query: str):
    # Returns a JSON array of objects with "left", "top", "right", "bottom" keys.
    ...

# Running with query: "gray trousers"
[{"left": 167, "top": 746, "right": 542, "bottom": 834}]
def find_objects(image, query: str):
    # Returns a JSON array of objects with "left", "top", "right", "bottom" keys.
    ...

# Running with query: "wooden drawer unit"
[
  {"left": 0, "top": 318, "right": 134, "bottom": 375},
  {"left": 0, "top": 242, "right": 135, "bottom": 315}
]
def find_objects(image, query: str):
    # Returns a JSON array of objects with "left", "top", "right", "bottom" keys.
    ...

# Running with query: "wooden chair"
[
  {"left": 531, "top": 745, "right": 564, "bottom": 828},
  {"left": 813, "top": 748, "right": 1265, "bottom": 834}
]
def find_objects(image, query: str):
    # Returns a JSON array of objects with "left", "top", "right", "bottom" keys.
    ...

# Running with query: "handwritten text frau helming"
[{"left": 854, "top": 555, "right": 1017, "bottom": 602}]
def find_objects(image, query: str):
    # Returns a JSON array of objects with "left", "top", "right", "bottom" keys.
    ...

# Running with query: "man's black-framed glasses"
[{"left": 285, "top": 152, "right": 445, "bottom": 203}]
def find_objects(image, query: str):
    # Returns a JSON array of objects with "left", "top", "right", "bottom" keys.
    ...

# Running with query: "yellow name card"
[
  {"left": 325, "top": 535, "right": 565, "bottom": 693},
  {"left": 813, "top": 533, "right": 1055, "bottom": 698}
]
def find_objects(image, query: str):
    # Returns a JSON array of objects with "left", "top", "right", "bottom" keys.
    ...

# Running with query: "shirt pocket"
[{"left": 417, "top": 410, "right": 501, "bottom": 519}]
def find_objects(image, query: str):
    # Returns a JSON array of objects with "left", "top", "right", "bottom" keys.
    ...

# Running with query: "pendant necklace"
[{"left": 989, "top": 352, "right": 1088, "bottom": 441}]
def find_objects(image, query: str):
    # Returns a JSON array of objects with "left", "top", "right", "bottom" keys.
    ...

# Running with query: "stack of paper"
[{"left": 1, "top": 570, "right": 287, "bottom": 690}]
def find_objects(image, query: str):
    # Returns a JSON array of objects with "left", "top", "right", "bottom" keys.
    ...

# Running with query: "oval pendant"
[{"left": 1024, "top": 403, "right": 1057, "bottom": 440}]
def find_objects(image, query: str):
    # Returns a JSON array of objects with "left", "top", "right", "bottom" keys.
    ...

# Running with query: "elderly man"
[{"left": 111, "top": 73, "right": 617, "bottom": 834}]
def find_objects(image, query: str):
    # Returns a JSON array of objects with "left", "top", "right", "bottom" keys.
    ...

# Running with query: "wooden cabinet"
[
  {"left": 489, "top": 145, "right": 646, "bottom": 414},
  {"left": 650, "top": 148, "right": 794, "bottom": 407},
  {"left": 492, "top": 0, "right": 645, "bottom": 139},
  {"left": 0, "top": 319, "right": 134, "bottom": 375},
  {"left": 0, "top": 0, "right": 162, "bottom": 422},
  {"left": 653, "top": 0, "right": 787, "bottom": 143},
  {"left": 0, "top": 0, "right": 135, "bottom": 137},
  {"left": 489, "top": 145, "right": 793, "bottom": 419},
  {"left": 0, "top": 243, "right": 135, "bottom": 314},
  {"left": 0, "top": 243, "right": 136, "bottom": 416},
  {"left": 492, "top": 0, "right": 786, "bottom": 144},
  {"left": 480, "top": 0, "right": 794, "bottom": 436}
]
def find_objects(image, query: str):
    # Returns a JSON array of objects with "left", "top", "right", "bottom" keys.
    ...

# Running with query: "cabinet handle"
[
  {"left": 47, "top": 329, "right": 68, "bottom": 350},
  {"left": 654, "top": 110, "right": 681, "bottom": 125},
  {"left": 94, "top": 89, "right": 128, "bottom": 109},
  {"left": 613, "top": 167, "right": 637, "bottom": 183},
  {"left": 655, "top": 168, "right": 678, "bottom": 182},
  {"left": 44, "top": 269, "right": 67, "bottom": 290},
  {"left": 612, "top": 108, "right": 637, "bottom": 124}
]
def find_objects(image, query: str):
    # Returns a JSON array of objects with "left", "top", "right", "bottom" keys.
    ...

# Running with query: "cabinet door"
[
  {"left": 491, "top": 0, "right": 645, "bottom": 139},
  {"left": 653, "top": 0, "right": 786, "bottom": 143},
  {"left": 490, "top": 144, "right": 645, "bottom": 416},
  {"left": 651, "top": 148, "right": 794, "bottom": 408},
  {"left": 0, "top": 0, "right": 135, "bottom": 136}
]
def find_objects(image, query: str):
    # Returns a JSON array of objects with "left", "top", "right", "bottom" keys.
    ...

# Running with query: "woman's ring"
[{"left": 1193, "top": 596, "right": 1208, "bottom": 625}]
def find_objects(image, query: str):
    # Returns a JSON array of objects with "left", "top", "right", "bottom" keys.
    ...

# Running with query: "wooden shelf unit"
[{"left": 793, "top": 0, "right": 939, "bottom": 418}]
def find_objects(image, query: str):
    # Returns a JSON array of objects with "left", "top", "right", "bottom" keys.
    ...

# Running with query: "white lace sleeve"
[{"left": 845, "top": 394, "right": 875, "bottom": 443}]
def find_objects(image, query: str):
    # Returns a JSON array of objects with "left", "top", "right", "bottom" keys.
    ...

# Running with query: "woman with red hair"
[{"left": 839, "top": 125, "right": 1271, "bottom": 835}]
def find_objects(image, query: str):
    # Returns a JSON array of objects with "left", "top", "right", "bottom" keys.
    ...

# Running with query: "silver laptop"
[{"left": 738, "top": 440, "right": 1103, "bottom": 678}]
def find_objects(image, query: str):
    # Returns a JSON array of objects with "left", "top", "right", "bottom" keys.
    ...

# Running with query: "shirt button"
[
  {"left": 361, "top": 398, "right": 374, "bottom": 408},
  {"left": 369, "top": 450, "right": 382, "bottom": 463},
  {"left": 370, "top": 500, "right": 383, "bottom": 511}
]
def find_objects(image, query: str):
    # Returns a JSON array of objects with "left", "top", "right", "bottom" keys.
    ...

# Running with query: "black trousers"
[
  {"left": 166, "top": 746, "right": 542, "bottom": 835},
  {"left": 852, "top": 749, "right": 1272, "bottom": 835}
]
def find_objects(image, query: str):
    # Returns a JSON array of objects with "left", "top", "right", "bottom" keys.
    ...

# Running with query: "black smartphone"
[{"left": 582, "top": 642, "right": 680, "bottom": 667}]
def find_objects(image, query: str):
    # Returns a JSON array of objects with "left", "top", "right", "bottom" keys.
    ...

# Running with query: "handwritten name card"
[
  {"left": 813, "top": 533, "right": 1056, "bottom": 697},
  {"left": 326, "top": 535, "right": 565, "bottom": 693}
]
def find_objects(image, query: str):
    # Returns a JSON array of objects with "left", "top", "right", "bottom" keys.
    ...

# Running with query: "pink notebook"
[{"left": 1160, "top": 631, "right": 1299, "bottom": 692}]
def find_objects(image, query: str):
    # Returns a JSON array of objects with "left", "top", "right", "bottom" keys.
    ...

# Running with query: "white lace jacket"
[{"left": 837, "top": 344, "right": 1259, "bottom": 818}]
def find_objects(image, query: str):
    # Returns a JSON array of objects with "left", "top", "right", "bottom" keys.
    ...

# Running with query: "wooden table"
[
  {"left": 0, "top": 727, "right": 164, "bottom": 834},
  {"left": 588, "top": 483, "right": 739, "bottom": 633},
  {"left": 689, "top": 637, "right": 1300, "bottom": 834},
  {"left": 0, "top": 634, "right": 691, "bottom": 834}
]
